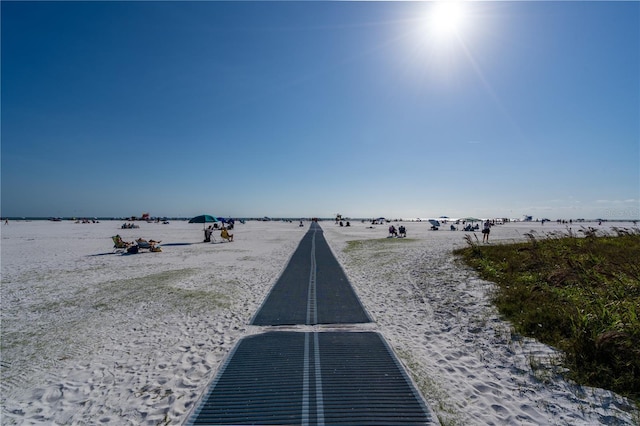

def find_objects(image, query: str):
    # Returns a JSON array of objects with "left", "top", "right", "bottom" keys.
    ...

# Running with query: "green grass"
[
  {"left": 0, "top": 268, "right": 232, "bottom": 361},
  {"left": 344, "top": 238, "right": 417, "bottom": 272},
  {"left": 454, "top": 228, "right": 640, "bottom": 402},
  {"left": 344, "top": 237, "right": 416, "bottom": 253},
  {"left": 98, "top": 268, "right": 232, "bottom": 312}
]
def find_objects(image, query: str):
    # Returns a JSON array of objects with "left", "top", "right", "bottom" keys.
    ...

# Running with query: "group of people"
[
  {"left": 76, "top": 219, "right": 100, "bottom": 224},
  {"left": 462, "top": 223, "right": 480, "bottom": 232},
  {"left": 385, "top": 221, "right": 491, "bottom": 242},
  {"left": 455, "top": 220, "right": 491, "bottom": 242},
  {"left": 204, "top": 225, "right": 234, "bottom": 243},
  {"left": 113, "top": 235, "right": 162, "bottom": 253},
  {"left": 388, "top": 225, "right": 407, "bottom": 238}
]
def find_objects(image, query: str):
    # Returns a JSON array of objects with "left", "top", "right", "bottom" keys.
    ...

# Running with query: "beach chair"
[
  {"left": 136, "top": 238, "right": 151, "bottom": 250},
  {"left": 112, "top": 235, "right": 131, "bottom": 252},
  {"left": 220, "top": 228, "right": 233, "bottom": 242},
  {"left": 136, "top": 238, "right": 162, "bottom": 251}
]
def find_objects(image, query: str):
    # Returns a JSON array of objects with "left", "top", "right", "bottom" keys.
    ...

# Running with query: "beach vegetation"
[
  {"left": 455, "top": 228, "right": 640, "bottom": 403},
  {"left": 46, "top": 269, "right": 230, "bottom": 314},
  {"left": 344, "top": 238, "right": 417, "bottom": 252},
  {"left": 1, "top": 268, "right": 231, "bottom": 372},
  {"left": 344, "top": 238, "right": 417, "bottom": 271},
  {"left": 101, "top": 268, "right": 232, "bottom": 312}
]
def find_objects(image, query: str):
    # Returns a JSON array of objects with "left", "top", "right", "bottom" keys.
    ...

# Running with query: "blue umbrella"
[{"left": 189, "top": 214, "right": 218, "bottom": 229}]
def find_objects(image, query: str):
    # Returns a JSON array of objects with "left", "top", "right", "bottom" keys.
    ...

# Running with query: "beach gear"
[
  {"left": 189, "top": 214, "right": 219, "bottom": 230},
  {"left": 112, "top": 235, "right": 131, "bottom": 252},
  {"left": 136, "top": 238, "right": 161, "bottom": 249},
  {"left": 135, "top": 238, "right": 162, "bottom": 251},
  {"left": 189, "top": 214, "right": 218, "bottom": 224},
  {"left": 220, "top": 228, "right": 233, "bottom": 242},
  {"left": 136, "top": 239, "right": 152, "bottom": 249}
]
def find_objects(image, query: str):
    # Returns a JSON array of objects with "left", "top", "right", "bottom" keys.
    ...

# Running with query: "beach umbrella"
[
  {"left": 188, "top": 214, "right": 218, "bottom": 229},
  {"left": 463, "top": 217, "right": 481, "bottom": 222}
]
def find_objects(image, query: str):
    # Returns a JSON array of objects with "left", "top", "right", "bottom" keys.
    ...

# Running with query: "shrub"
[{"left": 455, "top": 230, "right": 640, "bottom": 402}]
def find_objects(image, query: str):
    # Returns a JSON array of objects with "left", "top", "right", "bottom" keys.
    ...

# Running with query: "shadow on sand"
[{"left": 89, "top": 242, "right": 194, "bottom": 256}]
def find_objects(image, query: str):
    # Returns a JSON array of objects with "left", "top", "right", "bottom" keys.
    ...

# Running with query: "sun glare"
[
  {"left": 423, "top": 1, "right": 468, "bottom": 41},
  {"left": 405, "top": 1, "right": 479, "bottom": 83}
]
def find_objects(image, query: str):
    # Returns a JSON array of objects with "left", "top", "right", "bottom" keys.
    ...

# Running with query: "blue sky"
[{"left": 2, "top": 1, "right": 638, "bottom": 220}]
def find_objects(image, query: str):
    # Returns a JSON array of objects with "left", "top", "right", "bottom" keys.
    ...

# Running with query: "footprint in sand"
[
  {"left": 32, "top": 385, "right": 64, "bottom": 403},
  {"left": 491, "top": 403, "right": 509, "bottom": 416},
  {"left": 177, "top": 377, "right": 197, "bottom": 389}
]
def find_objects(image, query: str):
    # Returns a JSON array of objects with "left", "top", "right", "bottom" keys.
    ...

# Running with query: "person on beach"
[
  {"left": 398, "top": 225, "right": 406, "bottom": 237},
  {"left": 482, "top": 220, "right": 491, "bottom": 243},
  {"left": 204, "top": 226, "right": 213, "bottom": 242},
  {"left": 388, "top": 225, "right": 397, "bottom": 237},
  {"left": 221, "top": 227, "right": 233, "bottom": 242}
]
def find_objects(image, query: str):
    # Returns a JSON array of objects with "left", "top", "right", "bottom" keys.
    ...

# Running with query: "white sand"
[{"left": 1, "top": 219, "right": 638, "bottom": 425}]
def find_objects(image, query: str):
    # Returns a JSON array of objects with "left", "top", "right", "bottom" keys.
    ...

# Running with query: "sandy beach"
[{"left": 1, "top": 219, "right": 638, "bottom": 425}]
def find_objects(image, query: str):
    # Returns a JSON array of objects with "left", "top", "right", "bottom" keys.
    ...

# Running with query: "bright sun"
[{"left": 423, "top": 1, "right": 468, "bottom": 42}]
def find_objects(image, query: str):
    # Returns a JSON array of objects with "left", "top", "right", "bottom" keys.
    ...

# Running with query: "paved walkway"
[
  {"left": 188, "top": 223, "right": 437, "bottom": 425},
  {"left": 252, "top": 222, "right": 371, "bottom": 326}
]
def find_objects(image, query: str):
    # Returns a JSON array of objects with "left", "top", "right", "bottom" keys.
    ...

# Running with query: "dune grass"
[{"left": 454, "top": 227, "right": 640, "bottom": 403}]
